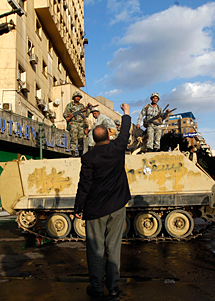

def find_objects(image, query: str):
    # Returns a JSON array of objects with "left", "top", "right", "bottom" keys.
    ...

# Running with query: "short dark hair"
[{"left": 93, "top": 125, "right": 109, "bottom": 143}]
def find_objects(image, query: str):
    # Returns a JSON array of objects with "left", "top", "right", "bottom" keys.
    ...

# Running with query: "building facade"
[
  {"left": 0, "top": 0, "right": 86, "bottom": 122},
  {"left": 162, "top": 111, "right": 211, "bottom": 154},
  {"left": 0, "top": 0, "right": 125, "bottom": 163}
]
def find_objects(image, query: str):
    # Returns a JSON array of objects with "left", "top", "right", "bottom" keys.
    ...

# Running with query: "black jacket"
[{"left": 75, "top": 115, "right": 131, "bottom": 220}]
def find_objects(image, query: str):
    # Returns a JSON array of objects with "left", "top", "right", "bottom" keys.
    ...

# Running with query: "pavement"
[
  {"left": 0, "top": 211, "right": 10, "bottom": 217},
  {"left": 0, "top": 215, "right": 215, "bottom": 300}
]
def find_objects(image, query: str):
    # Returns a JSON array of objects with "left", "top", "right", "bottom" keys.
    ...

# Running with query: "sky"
[{"left": 82, "top": 0, "right": 215, "bottom": 149}]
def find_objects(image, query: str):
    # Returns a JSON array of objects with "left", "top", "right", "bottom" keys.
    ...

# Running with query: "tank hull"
[{"left": 0, "top": 151, "right": 215, "bottom": 241}]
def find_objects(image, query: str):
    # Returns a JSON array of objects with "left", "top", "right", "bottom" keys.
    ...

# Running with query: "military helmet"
[
  {"left": 72, "top": 91, "right": 82, "bottom": 100},
  {"left": 114, "top": 119, "right": 120, "bottom": 126},
  {"left": 150, "top": 92, "right": 160, "bottom": 100}
]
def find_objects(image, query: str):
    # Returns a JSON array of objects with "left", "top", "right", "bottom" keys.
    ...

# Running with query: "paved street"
[{"left": 0, "top": 215, "right": 215, "bottom": 301}]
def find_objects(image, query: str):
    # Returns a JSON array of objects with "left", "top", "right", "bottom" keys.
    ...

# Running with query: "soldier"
[
  {"left": 63, "top": 91, "right": 91, "bottom": 157},
  {"left": 114, "top": 119, "right": 121, "bottom": 131},
  {"left": 88, "top": 108, "right": 117, "bottom": 150},
  {"left": 136, "top": 92, "right": 169, "bottom": 152},
  {"left": 113, "top": 119, "right": 121, "bottom": 139}
]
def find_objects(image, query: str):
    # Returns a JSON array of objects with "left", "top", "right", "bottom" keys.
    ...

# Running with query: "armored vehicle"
[{"left": 0, "top": 150, "right": 214, "bottom": 242}]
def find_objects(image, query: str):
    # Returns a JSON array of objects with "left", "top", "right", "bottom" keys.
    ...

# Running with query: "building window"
[
  {"left": 53, "top": 77, "right": 57, "bottom": 86},
  {"left": 18, "top": 64, "right": 25, "bottom": 83},
  {"left": 183, "top": 121, "right": 186, "bottom": 124},
  {"left": 48, "top": 40, "right": 53, "bottom": 56},
  {"left": 17, "top": 64, "right": 28, "bottom": 99},
  {"left": 42, "top": 60, "right": 47, "bottom": 77},
  {"left": 36, "top": 19, "right": 42, "bottom": 38},
  {"left": 28, "top": 39, "right": 38, "bottom": 71},
  {"left": 58, "top": 58, "right": 62, "bottom": 72},
  {"left": 17, "top": 64, "right": 26, "bottom": 90},
  {"left": 36, "top": 84, "right": 41, "bottom": 99},
  {"left": 28, "top": 111, "right": 33, "bottom": 119},
  {"left": 28, "top": 39, "right": 34, "bottom": 55}
]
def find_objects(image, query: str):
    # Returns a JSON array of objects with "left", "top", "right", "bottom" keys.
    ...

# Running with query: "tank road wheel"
[
  {"left": 134, "top": 211, "right": 162, "bottom": 238},
  {"left": 73, "top": 217, "right": 86, "bottom": 239},
  {"left": 46, "top": 213, "right": 71, "bottom": 239},
  {"left": 165, "top": 210, "right": 194, "bottom": 238},
  {"left": 123, "top": 215, "right": 130, "bottom": 237},
  {"left": 18, "top": 210, "right": 38, "bottom": 228}
]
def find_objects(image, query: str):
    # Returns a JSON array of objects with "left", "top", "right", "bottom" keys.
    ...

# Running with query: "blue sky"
[{"left": 82, "top": 0, "right": 215, "bottom": 149}]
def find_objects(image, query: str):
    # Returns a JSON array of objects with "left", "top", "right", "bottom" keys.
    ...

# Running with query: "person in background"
[
  {"left": 63, "top": 91, "right": 91, "bottom": 157},
  {"left": 88, "top": 108, "right": 117, "bottom": 150},
  {"left": 136, "top": 92, "right": 169, "bottom": 152}
]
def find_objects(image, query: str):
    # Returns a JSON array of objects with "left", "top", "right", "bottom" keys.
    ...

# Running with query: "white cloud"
[
  {"left": 107, "top": 3, "right": 215, "bottom": 89},
  {"left": 128, "top": 81, "right": 215, "bottom": 126},
  {"left": 162, "top": 82, "right": 215, "bottom": 113},
  {"left": 103, "top": 89, "right": 122, "bottom": 97},
  {"left": 107, "top": 0, "right": 141, "bottom": 24},
  {"left": 95, "top": 73, "right": 109, "bottom": 84},
  {"left": 131, "top": 109, "right": 140, "bottom": 115}
]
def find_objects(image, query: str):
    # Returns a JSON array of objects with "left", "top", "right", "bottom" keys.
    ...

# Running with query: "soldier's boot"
[
  {"left": 79, "top": 150, "right": 83, "bottom": 157},
  {"left": 147, "top": 148, "right": 153, "bottom": 152},
  {"left": 153, "top": 148, "right": 160, "bottom": 152},
  {"left": 71, "top": 151, "right": 76, "bottom": 157}
]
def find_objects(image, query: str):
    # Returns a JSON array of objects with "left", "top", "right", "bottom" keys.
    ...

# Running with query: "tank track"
[{"left": 16, "top": 209, "right": 215, "bottom": 243}]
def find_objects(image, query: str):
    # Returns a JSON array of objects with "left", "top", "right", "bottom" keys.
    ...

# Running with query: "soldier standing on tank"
[
  {"left": 136, "top": 92, "right": 169, "bottom": 152},
  {"left": 63, "top": 91, "right": 91, "bottom": 157}
]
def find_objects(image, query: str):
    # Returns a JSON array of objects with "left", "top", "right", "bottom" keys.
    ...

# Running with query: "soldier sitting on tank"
[
  {"left": 63, "top": 91, "right": 91, "bottom": 157},
  {"left": 113, "top": 119, "right": 121, "bottom": 139},
  {"left": 136, "top": 92, "right": 170, "bottom": 152},
  {"left": 114, "top": 119, "right": 121, "bottom": 131},
  {"left": 88, "top": 108, "right": 117, "bottom": 150}
]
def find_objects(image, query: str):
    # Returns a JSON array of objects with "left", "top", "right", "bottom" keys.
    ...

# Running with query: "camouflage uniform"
[
  {"left": 63, "top": 101, "right": 90, "bottom": 152},
  {"left": 113, "top": 119, "right": 121, "bottom": 139},
  {"left": 88, "top": 113, "right": 117, "bottom": 147},
  {"left": 137, "top": 104, "right": 163, "bottom": 150}
]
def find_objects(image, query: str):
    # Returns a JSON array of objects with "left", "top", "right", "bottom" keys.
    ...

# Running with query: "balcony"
[{"left": 34, "top": 0, "right": 85, "bottom": 87}]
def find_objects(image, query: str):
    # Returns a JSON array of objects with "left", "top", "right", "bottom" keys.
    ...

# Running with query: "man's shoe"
[
  {"left": 86, "top": 285, "right": 104, "bottom": 297},
  {"left": 109, "top": 287, "right": 121, "bottom": 297}
]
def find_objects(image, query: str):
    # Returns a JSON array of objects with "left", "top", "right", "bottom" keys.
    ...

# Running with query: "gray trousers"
[
  {"left": 86, "top": 206, "right": 126, "bottom": 292},
  {"left": 147, "top": 124, "right": 162, "bottom": 149}
]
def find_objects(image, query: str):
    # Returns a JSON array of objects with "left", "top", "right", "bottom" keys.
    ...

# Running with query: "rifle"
[
  {"left": 144, "top": 105, "right": 177, "bottom": 127},
  {"left": 66, "top": 104, "right": 99, "bottom": 122}
]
